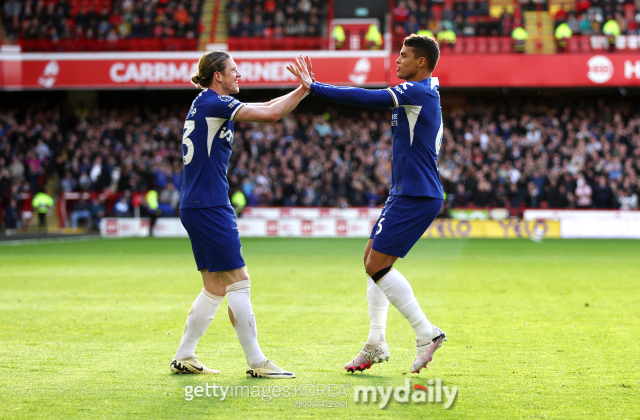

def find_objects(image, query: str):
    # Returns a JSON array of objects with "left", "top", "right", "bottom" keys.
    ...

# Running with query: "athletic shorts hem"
[
  {"left": 180, "top": 206, "right": 246, "bottom": 273},
  {"left": 369, "top": 196, "right": 443, "bottom": 259},
  {"left": 197, "top": 261, "right": 246, "bottom": 273}
]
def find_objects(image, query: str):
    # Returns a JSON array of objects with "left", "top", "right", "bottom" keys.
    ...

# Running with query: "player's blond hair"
[{"left": 191, "top": 51, "right": 231, "bottom": 88}]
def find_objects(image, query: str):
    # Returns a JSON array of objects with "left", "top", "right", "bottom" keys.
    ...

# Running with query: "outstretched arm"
[
  {"left": 234, "top": 85, "right": 307, "bottom": 123},
  {"left": 289, "top": 55, "right": 394, "bottom": 110},
  {"left": 310, "top": 83, "right": 395, "bottom": 110},
  {"left": 246, "top": 89, "right": 301, "bottom": 107}
]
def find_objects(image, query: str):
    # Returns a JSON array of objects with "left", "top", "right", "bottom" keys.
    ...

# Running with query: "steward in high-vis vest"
[
  {"left": 365, "top": 24, "right": 383, "bottom": 50},
  {"left": 333, "top": 24, "right": 346, "bottom": 50},
  {"left": 32, "top": 191, "right": 54, "bottom": 233},
  {"left": 145, "top": 190, "right": 160, "bottom": 237},
  {"left": 555, "top": 22, "right": 572, "bottom": 52},
  {"left": 512, "top": 26, "right": 528, "bottom": 53}
]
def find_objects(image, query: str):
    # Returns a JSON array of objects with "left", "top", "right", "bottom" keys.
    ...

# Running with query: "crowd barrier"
[
  {"left": 524, "top": 209, "right": 640, "bottom": 239},
  {"left": 101, "top": 208, "right": 640, "bottom": 239},
  {"left": 101, "top": 217, "right": 561, "bottom": 239}
]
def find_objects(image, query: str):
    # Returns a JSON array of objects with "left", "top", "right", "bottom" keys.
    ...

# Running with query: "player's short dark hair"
[
  {"left": 403, "top": 34, "right": 440, "bottom": 72},
  {"left": 191, "top": 51, "right": 231, "bottom": 88}
]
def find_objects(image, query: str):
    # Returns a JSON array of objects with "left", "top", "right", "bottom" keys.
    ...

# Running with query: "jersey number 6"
[{"left": 182, "top": 120, "right": 195, "bottom": 165}]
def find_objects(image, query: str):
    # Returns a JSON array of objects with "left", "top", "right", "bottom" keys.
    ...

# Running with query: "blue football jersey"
[
  {"left": 384, "top": 78, "right": 444, "bottom": 199},
  {"left": 179, "top": 88, "right": 245, "bottom": 209}
]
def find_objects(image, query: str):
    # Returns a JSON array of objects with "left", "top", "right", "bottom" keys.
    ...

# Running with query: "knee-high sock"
[
  {"left": 175, "top": 288, "right": 224, "bottom": 359},
  {"left": 376, "top": 268, "right": 434, "bottom": 340},
  {"left": 226, "top": 280, "right": 267, "bottom": 368},
  {"left": 365, "top": 276, "right": 389, "bottom": 347}
]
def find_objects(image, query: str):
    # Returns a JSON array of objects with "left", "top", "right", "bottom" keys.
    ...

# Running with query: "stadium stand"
[
  {"left": 1, "top": 95, "right": 639, "bottom": 231},
  {"left": 222, "top": 0, "right": 329, "bottom": 50},
  {"left": 390, "top": 0, "right": 640, "bottom": 53},
  {"left": 2, "top": 0, "right": 639, "bottom": 52},
  {"left": 1, "top": 0, "right": 202, "bottom": 51}
]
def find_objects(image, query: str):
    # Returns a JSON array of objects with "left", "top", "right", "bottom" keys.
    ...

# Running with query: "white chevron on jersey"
[
  {"left": 205, "top": 117, "right": 226, "bottom": 157},
  {"left": 402, "top": 105, "right": 422, "bottom": 146}
]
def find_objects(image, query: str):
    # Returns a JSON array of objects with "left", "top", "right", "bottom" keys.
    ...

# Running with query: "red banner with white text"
[
  {"left": 391, "top": 54, "right": 640, "bottom": 87},
  {"left": 0, "top": 51, "right": 388, "bottom": 90},
  {"left": 2, "top": 51, "right": 640, "bottom": 89}
]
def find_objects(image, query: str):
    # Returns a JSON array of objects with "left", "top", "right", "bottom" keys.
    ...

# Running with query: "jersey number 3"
[{"left": 182, "top": 120, "right": 195, "bottom": 165}]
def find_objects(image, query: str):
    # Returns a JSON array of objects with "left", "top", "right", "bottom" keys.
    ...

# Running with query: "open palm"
[{"left": 287, "top": 55, "right": 315, "bottom": 91}]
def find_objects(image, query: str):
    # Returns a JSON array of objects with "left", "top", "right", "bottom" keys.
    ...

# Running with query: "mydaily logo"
[{"left": 354, "top": 378, "right": 457, "bottom": 409}]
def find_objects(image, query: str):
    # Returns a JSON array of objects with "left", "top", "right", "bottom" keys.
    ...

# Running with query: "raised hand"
[
  {"left": 286, "top": 55, "right": 313, "bottom": 91},
  {"left": 304, "top": 55, "right": 315, "bottom": 83}
]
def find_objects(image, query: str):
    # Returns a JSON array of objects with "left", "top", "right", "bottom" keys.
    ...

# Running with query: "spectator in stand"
[
  {"left": 90, "top": 198, "right": 106, "bottom": 229},
  {"left": 579, "top": 13, "right": 592, "bottom": 34},
  {"left": 1, "top": 96, "right": 639, "bottom": 221},
  {"left": 619, "top": 189, "right": 638, "bottom": 210},
  {"left": 226, "top": 0, "right": 327, "bottom": 41},
  {"left": 592, "top": 176, "right": 613, "bottom": 208},
  {"left": 575, "top": 174, "right": 593, "bottom": 208},
  {"left": 3, "top": 0, "right": 22, "bottom": 26},
  {"left": 160, "top": 182, "right": 180, "bottom": 214},
  {"left": 113, "top": 195, "right": 132, "bottom": 217},
  {"left": 0, "top": 158, "right": 12, "bottom": 201},
  {"left": 70, "top": 196, "right": 92, "bottom": 228},
  {"left": 405, "top": 14, "right": 420, "bottom": 35},
  {"left": 5, "top": 0, "right": 203, "bottom": 49},
  {"left": 394, "top": 1, "right": 410, "bottom": 24},
  {"left": 4, "top": 197, "right": 20, "bottom": 235}
]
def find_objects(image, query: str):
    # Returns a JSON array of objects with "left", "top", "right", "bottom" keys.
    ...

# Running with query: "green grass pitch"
[{"left": 1, "top": 237, "right": 639, "bottom": 419}]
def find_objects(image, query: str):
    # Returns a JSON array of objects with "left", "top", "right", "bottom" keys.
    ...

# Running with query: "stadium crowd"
[
  {"left": 2, "top": 0, "right": 202, "bottom": 41},
  {"left": 226, "top": 0, "right": 327, "bottom": 38},
  {"left": 0, "top": 96, "right": 639, "bottom": 231},
  {"left": 391, "top": 0, "right": 640, "bottom": 39}
]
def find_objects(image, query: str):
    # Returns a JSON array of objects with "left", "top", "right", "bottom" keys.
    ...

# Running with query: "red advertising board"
[
  {"left": 0, "top": 51, "right": 388, "bottom": 90},
  {"left": 2, "top": 51, "right": 640, "bottom": 89},
  {"left": 390, "top": 53, "right": 640, "bottom": 87}
]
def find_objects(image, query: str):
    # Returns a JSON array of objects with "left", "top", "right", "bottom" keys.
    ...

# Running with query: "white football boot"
[
  {"left": 344, "top": 341, "right": 390, "bottom": 373},
  {"left": 246, "top": 359, "right": 296, "bottom": 379},
  {"left": 170, "top": 356, "right": 220, "bottom": 374},
  {"left": 410, "top": 327, "right": 447, "bottom": 374}
]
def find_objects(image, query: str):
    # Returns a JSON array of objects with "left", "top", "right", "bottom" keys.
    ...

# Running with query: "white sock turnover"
[
  {"left": 175, "top": 288, "right": 224, "bottom": 360},
  {"left": 226, "top": 280, "right": 267, "bottom": 368},
  {"left": 365, "top": 276, "right": 389, "bottom": 348},
  {"left": 376, "top": 268, "right": 434, "bottom": 340}
]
